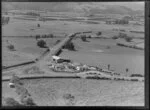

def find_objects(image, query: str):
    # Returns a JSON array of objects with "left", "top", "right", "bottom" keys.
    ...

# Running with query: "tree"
[
  {"left": 54, "top": 40, "right": 61, "bottom": 45},
  {"left": 37, "top": 24, "right": 40, "bottom": 27},
  {"left": 48, "top": 34, "right": 54, "bottom": 38},
  {"left": 26, "top": 12, "right": 40, "bottom": 16},
  {"left": 88, "top": 35, "right": 92, "bottom": 38},
  {"left": 126, "top": 68, "right": 129, "bottom": 73},
  {"left": 7, "top": 44, "right": 15, "bottom": 51},
  {"left": 63, "top": 42, "right": 76, "bottom": 51},
  {"left": 118, "top": 33, "right": 127, "bottom": 38},
  {"left": 107, "top": 64, "right": 110, "bottom": 70},
  {"left": 97, "top": 31, "right": 102, "bottom": 36},
  {"left": 81, "top": 35, "right": 87, "bottom": 42},
  {"left": 35, "top": 35, "right": 40, "bottom": 40},
  {"left": 112, "top": 35, "right": 118, "bottom": 39},
  {"left": 37, "top": 40, "right": 47, "bottom": 48},
  {"left": 125, "top": 37, "right": 133, "bottom": 42}
]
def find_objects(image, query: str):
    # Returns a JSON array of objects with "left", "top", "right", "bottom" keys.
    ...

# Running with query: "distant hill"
[{"left": 2, "top": 2, "right": 144, "bottom": 16}]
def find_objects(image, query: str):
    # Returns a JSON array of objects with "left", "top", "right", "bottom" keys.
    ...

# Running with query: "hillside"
[{"left": 2, "top": 2, "right": 144, "bottom": 15}]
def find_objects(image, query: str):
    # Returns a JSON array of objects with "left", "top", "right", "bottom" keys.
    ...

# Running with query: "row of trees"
[
  {"left": 112, "top": 33, "right": 133, "bottom": 42},
  {"left": 37, "top": 39, "right": 76, "bottom": 51},
  {"left": 35, "top": 34, "right": 54, "bottom": 39},
  {"left": 25, "top": 12, "right": 40, "bottom": 16},
  {"left": 106, "top": 19, "right": 129, "bottom": 25},
  {"left": 115, "top": 19, "right": 129, "bottom": 24}
]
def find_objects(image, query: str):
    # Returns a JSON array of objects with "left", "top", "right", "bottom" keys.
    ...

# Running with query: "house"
[{"left": 52, "top": 55, "right": 71, "bottom": 63}]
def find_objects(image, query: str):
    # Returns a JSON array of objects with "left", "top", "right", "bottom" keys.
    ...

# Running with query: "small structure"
[
  {"left": 52, "top": 55, "right": 71, "bottom": 63},
  {"left": 52, "top": 55, "right": 61, "bottom": 63},
  {"left": 9, "top": 74, "right": 23, "bottom": 88}
]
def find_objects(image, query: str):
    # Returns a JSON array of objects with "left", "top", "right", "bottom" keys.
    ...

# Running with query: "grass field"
[
  {"left": 2, "top": 17, "right": 144, "bottom": 37},
  {"left": 2, "top": 78, "right": 144, "bottom": 106},
  {"left": 2, "top": 16, "right": 145, "bottom": 106},
  {"left": 2, "top": 37, "right": 144, "bottom": 76}
]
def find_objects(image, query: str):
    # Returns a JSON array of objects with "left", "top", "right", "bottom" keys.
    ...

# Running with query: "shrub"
[
  {"left": 21, "top": 96, "right": 36, "bottom": 106},
  {"left": 112, "top": 35, "right": 118, "bottom": 39},
  {"left": 23, "top": 66, "right": 44, "bottom": 74},
  {"left": 3, "top": 97, "right": 22, "bottom": 106},
  {"left": 54, "top": 40, "right": 61, "bottom": 45},
  {"left": 97, "top": 31, "right": 102, "bottom": 36},
  {"left": 131, "top": 79, "right": 138, "bottom": 81},
  {"left": 7, "top": 44, "right": 15, "bottom": 51},
  {"left": 26, "top": 12, "right": 40, "bottom": 16},
  {"left": 63, "top": 93, "right": 75, "bottom": 106},
  {"left": 37, "top": 24, "right": 40, "bottom": 27},
  {"left": 81, "top": 35, "right": 87, "bottom": 42},
  {"left": 63, "top": 42, "right": 76, "bottom": 51},
  {"left": 125, "top": 37, "right": 133, "bottom": 42},
  {"left": 48, "top": 34, "right": 54, "bottom": 38},
  {"left": 88, "top": 35, "right": 92, "bottom": 38},
  {"left": 35, "top": 35, "right": 40, "bottom": 40},
  {"left": 17, "top": 86, "right": 37, "bottom": 106},
  {"left": 130, "top": 74, "right": 144, "bottom": 77},
  {"left": 37, "top": 40, "right": 47, "bottom": 48},
  {"left": 106, "top": 46, "right": 111, "bottom": 49},
  {"left": 2, "top": 66, "right": 6, "bottom": 69},
  {"left": 118, "top": 33, "right": 127, "bottom": 38},
  {"left": 41, "top": 34, "right": 46, "bottom": 38}
]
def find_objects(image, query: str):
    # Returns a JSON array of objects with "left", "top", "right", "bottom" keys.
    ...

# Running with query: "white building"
[{"left": 52, "top": 55, "right": 61, "bottom": 62}]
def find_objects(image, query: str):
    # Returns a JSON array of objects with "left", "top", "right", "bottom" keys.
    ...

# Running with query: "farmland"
[{"left": 2, "top": 8, "right": 144, "bottom": 106}]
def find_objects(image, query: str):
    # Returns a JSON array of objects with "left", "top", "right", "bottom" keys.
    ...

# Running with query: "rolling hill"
[{"left": 2, "top": 2, "right": 144, "bottom": 16}]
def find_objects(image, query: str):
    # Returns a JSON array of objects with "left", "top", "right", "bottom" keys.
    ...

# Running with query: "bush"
[
  {"left": 21, "top": 96, "right": 36, "bottom": 106},
  {"left": 17, "top": 87, "right": 37, "bottom": 106},
  {"left": 23, "top": 66, "right": 44, "bottom": 74},
  {"left": 26, "top": 12, "right": 40, "bottom": 16},
  {"left": 7, "top": 44, "right": 15, "bottom": 51},
  {"left": 37, "top": 40, "right": 47, "bottom": 48},
  {"left": 131, "top": 79, "right": 138, "bottom": 81},
  {"left": 35, "top": 35, "right": 40, "bottom": 40},
  {"left": 118, "top": 33, "right": 127, "bottom": 38},
  {"left": 130, "top": 74, "right": 144, "bottom": 77},
  {"left": 41, "top": 34, "right": 47, "bottom": 38},
  {"left": 112, "top": 35, "right": 118, "bottom": 39},
  {"left": 3, "top": 97, "right": 22, "bottom": 106},
  {"left": 54, "top": 40, "right": 61, "bottom": 45},
  {"left": 106, "top": 46, "right": 111, "bottom": 49},
  {"left": 63, "top": 42, "right": 76, "bottom": 51},
  {"left": 125, "top": 37, "right": 133, "bottom": 42},
  {"left": 88, "top": 35, "right": 92, "bottom": 38},
  {"left": 97, "top": 31, "right": 102, "bottom": 36},
  {"left": 81, "top": 35, "right": 87, "bottom": 42},
  {"left": 37, "top": 24, "right": 40, "bottom": 27},
  {"left": 2, "top": 66, "right": 6, "bottom": 69},
  {"left": 63, "top": 93, "right": 75, "bottom": 106},
  {"left": 48, "top": 34, "right": 54, "bottom": 38}
]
